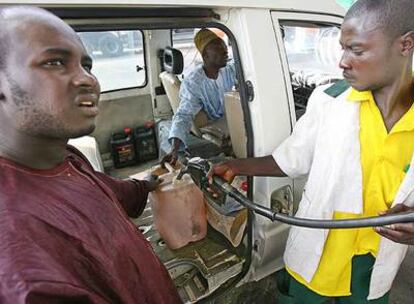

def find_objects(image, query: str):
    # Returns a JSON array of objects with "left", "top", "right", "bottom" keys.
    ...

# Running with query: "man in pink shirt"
[{"left": 0, "top": 6, "right": 181, "bottom": 304}]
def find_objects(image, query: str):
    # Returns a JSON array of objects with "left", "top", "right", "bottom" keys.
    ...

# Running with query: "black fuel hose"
[{"left": 213, "top": 176, "right": 414, "bottom": 229}]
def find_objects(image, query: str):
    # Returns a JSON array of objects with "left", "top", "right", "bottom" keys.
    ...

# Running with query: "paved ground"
[
  {"left": 389, "top": 246, "right": 414, "bottom": 303},
  {"left": 210, "top": 247, "right": 414, "bottom": 303}
]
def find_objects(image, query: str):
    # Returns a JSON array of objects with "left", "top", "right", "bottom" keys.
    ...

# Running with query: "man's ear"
[
  {"left": 0, "top": 72, "right": 7, "bottom": 102},
  {"left": 0, "top": 83, "right": 5, "bottom": 101},
  {"left": 0, "top": 73, "right": 6, "bottom": 102},
  {"left": 201, "top": 50, "right": 208, "bottom": 62},
  {"left": 400, "top": 31, "right": 414, "bottom": 56}
]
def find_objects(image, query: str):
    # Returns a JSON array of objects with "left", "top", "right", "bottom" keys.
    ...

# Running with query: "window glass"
[
  {"left": 281, "top": 22, "right": 342, "bottom": 118},
  {"left": 77, "top": 30, "right": 146, "bottom": 92}
]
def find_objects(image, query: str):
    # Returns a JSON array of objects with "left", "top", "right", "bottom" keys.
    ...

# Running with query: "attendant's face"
[
  {"left": 339, "top": 15, "right": 406, "bottom": 92},
  {"left": 203, "top": 38, "right": 228, "bottom": 69},
  {"left": 0, "top": 15, "right": 100, "bottom": 140}
]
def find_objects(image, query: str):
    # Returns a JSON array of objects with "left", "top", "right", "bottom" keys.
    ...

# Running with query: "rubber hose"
[{"left": 213, "top": 177, "right": 414, "bottom": 229}]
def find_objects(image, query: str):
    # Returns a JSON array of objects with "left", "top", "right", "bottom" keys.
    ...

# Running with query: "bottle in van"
[
  {"left": 110, "top": 127, "right": 137, "bottom": 168},
  {"left": 134, "top": 121, "right": 158, "bottom": 163}
]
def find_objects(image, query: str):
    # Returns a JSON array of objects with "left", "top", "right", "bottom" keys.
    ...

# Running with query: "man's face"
[
  {"left": 203, "top": 38, "right": 228, "bottom": 69},
  {"left": 0, "top": 18, "right": 100, "bottom": 140},
  {"left": 339, "top": 16, "right": 403, "bottom": 92}
]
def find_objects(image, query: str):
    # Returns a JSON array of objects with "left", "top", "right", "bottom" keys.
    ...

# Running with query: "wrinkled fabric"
[
  {"left": 0, "top": 146, "right": 182, "bottom": 304},
  {"left": 169, "top": 62, "right": 236, "bottom": 148}
]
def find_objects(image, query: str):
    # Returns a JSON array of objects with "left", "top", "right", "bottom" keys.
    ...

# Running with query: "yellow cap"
[{"left": 194, "top": 28, "right": 220, "bottom": 54}]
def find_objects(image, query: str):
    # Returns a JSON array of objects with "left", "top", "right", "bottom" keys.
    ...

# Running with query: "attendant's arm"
[
  {"left": 209, "top": 155, "right": 287, "bottom": 183},
  {"left": 211, "top": 85, "right": 328, "bottom": 183}
]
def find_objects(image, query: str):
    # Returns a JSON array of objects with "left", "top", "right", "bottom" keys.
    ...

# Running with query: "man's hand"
[
  {"left": 161, "top": 138, "right": 182, "bottom": 168},
  {"left": 375, "top": 204, "right": 414, "bottom": 245},
  {"left": 208, "top": 160, "right": 239, "bottom": 184},
  {"left": 143, "top": 174, "right": 163, "bottom": 192},
  {"left": 161, "top": 150, "right": 178, "bottom": 167}
]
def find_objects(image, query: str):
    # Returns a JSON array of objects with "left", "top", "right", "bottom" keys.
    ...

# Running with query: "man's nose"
[
  {"left": 339, "top": 51, "right": 351, "bottom": 70},
  {"left": 72, "top": 66, "right": 99, "bottom": 89}
]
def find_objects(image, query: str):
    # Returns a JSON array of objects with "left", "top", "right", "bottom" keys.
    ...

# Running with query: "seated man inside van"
[{"left": 162, "top": 28, "right": 236, "bottom": 166}]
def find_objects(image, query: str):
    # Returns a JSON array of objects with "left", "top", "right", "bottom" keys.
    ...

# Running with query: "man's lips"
[
  {"left": 76, "top": 94, "right": 99, "bottom": 117},
  {"left": 77, "top": 94, "right": 99, "bottom": 107},
  {"left": 79, "top": 100, "right": 96, "bottom": 107},
  {"left": 343, "top": 72, "right": 353, "bottom": 80}
]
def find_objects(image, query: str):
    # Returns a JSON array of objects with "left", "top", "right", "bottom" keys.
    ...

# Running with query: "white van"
[{"left": 2, "top": 1, "right": 347, "bottom": 302}]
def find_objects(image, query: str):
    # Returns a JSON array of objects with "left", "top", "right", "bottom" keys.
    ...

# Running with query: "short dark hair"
[
  {"left": 345, "top": 0, "right": 413, "bottom": 39},
  {"left": 0, "top": 6, "right": 59, "bottom": 71}
]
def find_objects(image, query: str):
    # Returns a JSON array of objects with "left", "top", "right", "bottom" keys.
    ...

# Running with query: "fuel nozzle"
[
  {"left": 175, "top": 168, "right": 187, "bottom": 181},
  {"left": 175, "top": 157, "right": 211, "bottom": 189}
]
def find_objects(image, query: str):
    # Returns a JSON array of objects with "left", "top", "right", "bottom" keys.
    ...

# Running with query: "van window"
[
  {"left": 77, "top": 30, "right": 146, "bottom": 92},
  {"left": 280, "top": 22, "right": 342, "bottom": 118}
]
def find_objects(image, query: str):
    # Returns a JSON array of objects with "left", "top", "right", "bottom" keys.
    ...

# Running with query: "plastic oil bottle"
[{"left": 110, "top": 127, "right": 137, "bottom": 168}]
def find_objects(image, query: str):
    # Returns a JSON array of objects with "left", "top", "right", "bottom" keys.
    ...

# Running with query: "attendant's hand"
[
  {"left": 375, "top": 204, "right": 414, "bottom": 245},
  {"left": 207, "top": 160, "right": 239, "bottom": 185}
]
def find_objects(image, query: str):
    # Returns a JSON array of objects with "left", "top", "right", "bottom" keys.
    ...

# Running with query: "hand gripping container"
[{"left": 149, "top": 165, "right": 207, "bottom": 249}]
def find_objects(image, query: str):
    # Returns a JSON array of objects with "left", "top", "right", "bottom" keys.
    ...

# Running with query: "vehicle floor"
[{"left": 131, "top": 204, "right": 246, "bottom": 303}]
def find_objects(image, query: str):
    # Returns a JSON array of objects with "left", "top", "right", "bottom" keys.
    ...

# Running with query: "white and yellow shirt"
[{"left": 273, "top": 85, "right": 414, "bottom": 300}]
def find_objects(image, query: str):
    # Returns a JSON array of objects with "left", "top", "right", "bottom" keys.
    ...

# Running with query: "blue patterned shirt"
[{"left": 169, "top": 62, "right": 236, "bottom": 148}]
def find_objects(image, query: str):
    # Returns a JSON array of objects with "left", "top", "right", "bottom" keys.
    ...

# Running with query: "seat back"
[
  {"left": 68, "top": 136, "right": 105, "bottom": 172},
  {"left": 224, "top": 91, "right": 247, "bottom": 158},
  {"left": 159, "top": 47, "right": 208, "bottom": 136},
  {"left": 159, "top": 47, "right": 184, "bottom": 113},
  {"left": 159, "top": 71, "right": 181, "bottom": 113}
]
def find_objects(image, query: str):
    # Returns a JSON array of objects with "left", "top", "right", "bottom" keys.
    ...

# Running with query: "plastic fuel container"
[{"left": 149, "top": 166, "right": 207, "bottom": 249}]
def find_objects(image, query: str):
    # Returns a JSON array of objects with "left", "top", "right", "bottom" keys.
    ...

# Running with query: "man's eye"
[
  {"left": 44, "top": 59, "right": 65, "bottom": 67},
  {"left": 352, "top": 49, "right": 364, "bottom": 56},
  {"left": 83, "top": 64, "right": 92, "bottom": 72}
]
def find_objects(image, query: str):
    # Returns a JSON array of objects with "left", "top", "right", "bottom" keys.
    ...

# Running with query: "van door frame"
[{"left": 236, "top": 9, "right": 344, "bottom": 283}]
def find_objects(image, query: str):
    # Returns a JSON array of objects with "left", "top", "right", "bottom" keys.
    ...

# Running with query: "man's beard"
[{"left": 7, "top": 75, "right": 95, "bottom": 139}]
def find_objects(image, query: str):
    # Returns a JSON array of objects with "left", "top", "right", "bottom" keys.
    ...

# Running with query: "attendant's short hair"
[{"left": 345, "top": 0, "right": 413, "bottom": 39}]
